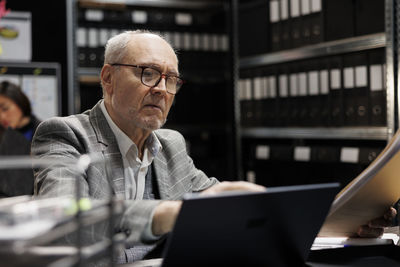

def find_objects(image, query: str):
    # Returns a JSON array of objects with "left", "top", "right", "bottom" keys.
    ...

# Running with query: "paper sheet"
[{"left": 319, "top": 130, "right": 400, "bottom": 237}]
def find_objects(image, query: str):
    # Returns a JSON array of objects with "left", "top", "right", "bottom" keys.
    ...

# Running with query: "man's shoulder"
[
  {"left": 154, "top": 128, "right": 184, "bottom": 141},
  {"left": 36, "top": 112, "right": 91, "bottom": 134}
]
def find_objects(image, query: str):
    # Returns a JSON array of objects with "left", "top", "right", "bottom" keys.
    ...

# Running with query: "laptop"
[{"left": 150, "top": 182, "right": 339, "bottom": 267}]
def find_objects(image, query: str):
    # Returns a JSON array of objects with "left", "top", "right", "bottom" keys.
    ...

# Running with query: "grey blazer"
[{"left": 32, "top": 100, "right": 218, "bottom": 246}]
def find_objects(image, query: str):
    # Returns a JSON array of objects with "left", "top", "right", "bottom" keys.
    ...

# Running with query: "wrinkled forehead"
[{"left": 126, "top": 34, "right": 179, "bottom": 72}]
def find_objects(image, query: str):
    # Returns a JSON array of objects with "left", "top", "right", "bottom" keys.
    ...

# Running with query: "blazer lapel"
[
  {"left": 153, "top": 152, "right": 169, "bottom": 199},
  {"left": 89, "top": 101, "right": 126, "bottom": 199}
]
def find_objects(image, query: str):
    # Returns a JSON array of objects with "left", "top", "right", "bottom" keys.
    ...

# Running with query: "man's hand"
[
  {"left": 357, "top": 207, "right": 397, "bottom": 237},
  {"left": 152, "top": 200, "right": 182, "bottom": 236},
  {"left": 200, "top": 181, "right": 266, "bottom": 196}
]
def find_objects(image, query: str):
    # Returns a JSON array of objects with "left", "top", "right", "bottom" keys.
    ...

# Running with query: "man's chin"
[{"left": 138, "top": 118, "right": 166, "bottom": 131}]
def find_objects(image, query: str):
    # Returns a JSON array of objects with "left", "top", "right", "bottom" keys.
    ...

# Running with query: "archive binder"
[
  {"left": 264, "top": 67, "right": 279, "bottom": 126},
  {"left": 305, "top": 59, "right": 321, "bottom": 126},
  {"left": 342, "top": 53, "right": 358, "bottom": 126},
  {"left": 328, "top": 56, "right": 344, "bottom": 126},
  {"left": 278, "top": 65, "right": 291, "bottom": 126},
  {"left": 324, "top": 0, "right": 354, "bottom": 41},
  {"left": 368, "top": 48, "right": 387, "bottom": 126},
  {"left": 239, "top": 1, "right": 270, "bottom": 56},
  {"left": 280, "top": 0, "right": 291, "bottom": 50},
  {"left": 289, "top": 62, "right": 301, "bottom": 125},
  {"left": 319, "top": 58, "right": 331, "bottom": 126},
  {"left": 354, "top": 0, "right": 385, "bottom": 36},
  {"left": 290, "top": 0, "right": 303, "bottom": 48},
  {"left": 239, "top": 75, "right": 255, "bottom": 127},
  {"left": 309, "top": 0, "right": 323, "bottom": 45},
  {"left": 270, "top": 0, "right": 281, "bottom": 51}
]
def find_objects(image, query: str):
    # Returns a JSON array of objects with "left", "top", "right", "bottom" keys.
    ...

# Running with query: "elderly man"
[{"left": 32, "top": 30, "right": 265, "bottom": 263}]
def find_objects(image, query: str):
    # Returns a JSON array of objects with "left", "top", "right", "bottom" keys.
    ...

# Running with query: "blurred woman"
[
  {"left": 0, "top": 81, "right": 41, "bottom": 197},
  {"left": 0, "top": 81, "right": 41, "bottom": 141}
]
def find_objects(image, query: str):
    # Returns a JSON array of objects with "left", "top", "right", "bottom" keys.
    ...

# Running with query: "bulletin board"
[{"left": 0, "top": 62, "right": 61, "bottom": 121}]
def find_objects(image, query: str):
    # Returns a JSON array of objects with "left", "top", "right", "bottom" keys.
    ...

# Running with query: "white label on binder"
[
  {"left": 344, "top": 67, "right": 354, "bottom": 89},
  {"left": 192, "top": 33, "right": 200, "bottom": 50},
  {"left": 311, "top": 0, "right": 322, "bottom": 13},
  {"left": 261, "top": 77, "right": 269, "bottom": 98},
  {"left": 299, "top": 72, "right": 307, "bottom": 96},
  {"left": 294, "top": 146, "right": 311, "bottom": 161},
  {"left": 281, "top": 0, "right": 289, "bottom": 20},
  {"left": 183, "top": 32, "right": 191, "bottom": 50},
  {"left": 76, "top": 28, "right": 87, "bottom": 47},
  {"left": 202, "top": 34, "right": 210, "bottom": 51},
  {"left": 256, "top": 145, "right": 270, "bottom": 160},
  {"left": 355, "top": 65, "right": 367, "bottom": 87},
  {"left": 270, "top": 0, "right": 280, "bottom": 22},
  {"left": 301, "top": 0, "right": 311, "bottom": 15},
  {"left": 99, "top": 28, "right": 109, "bottom": 45},
  {"left": 290, "top": 73, "right": 298, "bottom": 96},
  {"left": 340, "top": 147, "right": 359, "bottom": 163},
  {"left": 221, "top": 34, "right": 229, "bottom": 51},
  {"left": 211, "top": 34, "right": 219, "bottom": 51},
  {"left": 88, "top": 28, "right": 98, "bottom": 48},
  {"left": 309, "top": 71, "right": 319, "bottom": 95},
  {"left": 175, "top": 13, "right": 192, "bottom": 26},
  {"left": 173, "top": 32, "right": 181, "bottom": 49},
  {"left": 85, "top": 9, "right": 104, "bottom": 22},
  {"left": 370, "top": 64, "right": 383, "bottom": 91},
  {"left": 320, "top": 70, "right": 329, "bottom": 94},
  {"left": 239, "top": 79, "right": 245, "bottom": 100},
  {"left": 245, "top": 79, "right": 252, "bottom": 100},
  {"left": 290, "top": 0, "right": 300, "bottom": 17},
  {"left": 279, "top": 74, "right": 288, "bottom": 97},
  {"left": 132, "top": 10, "right": 147, "bottom": 24},
  {"left": 246, "top": 170, "right": 256, "bottom": 183},
  {"left": 330, "top": 69, "right": 341, "bottom": 89},
  {"left": 254, "top": 77, "right": 262, "bottom": 100},
  {"left": 269, "top": 76, "right": 277, "bottom": 97}
]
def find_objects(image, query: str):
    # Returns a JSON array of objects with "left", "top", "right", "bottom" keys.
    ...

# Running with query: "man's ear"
[{"left": 100, "top": 64, "right": 113, "bottom": 95}]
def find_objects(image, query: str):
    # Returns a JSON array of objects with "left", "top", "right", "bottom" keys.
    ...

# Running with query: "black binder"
[
  {"left": 354, "top": 0, "right": 385, "bottom": 36},
  {"left": 342, "top": 53, "right": 361, "bottom": 126},
  {"left": 328, "top": 56, "right": 344, "bottom": 126},
  {"left": 277, "top": 65, "right": 291, "bottom": 126},
  {"left": 263, "top": 67, "right": 279, "bottom": 126},
  {"left": 309, "top": 0, "right": 323, "bottom": 45},
  {"left": 270, "top": 0, "right": 281, "bottom": 51},
  {"left": 290, "top": 0, "right": 303, "bottom": 48},
  {"left": 288, "top": 62, "right": 301, "bottom": 126},
  {"left": 305, "top": 59, "right": 322, "bottom": 126},
  {"left": 239, "top": 1, "right": 270, "bottom": 56},
  {"left": 368, "top": 48, "right": 387, "bottom": 126},
  {"left": 239, "top": 72, "right": 255, "bottom": 127},
  {"left": 324, "top": 0, "right": 354, "bottom": 41},
  {"left": 318, "top": 58, "right": 331, "bottom": 126}
]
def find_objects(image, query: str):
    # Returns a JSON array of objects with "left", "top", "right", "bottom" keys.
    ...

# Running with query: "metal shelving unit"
[{"left": 241, "top": 126, "right": 389, "bottom": 140}]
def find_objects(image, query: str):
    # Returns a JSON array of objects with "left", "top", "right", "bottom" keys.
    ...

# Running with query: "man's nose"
[{"left": 151, "top": 76, "right": 168, "bottom": 94}]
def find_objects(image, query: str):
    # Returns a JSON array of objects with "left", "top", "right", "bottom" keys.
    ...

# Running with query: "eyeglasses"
[{"left": 110, "top": 63, "right": 184, "bottom": 95}]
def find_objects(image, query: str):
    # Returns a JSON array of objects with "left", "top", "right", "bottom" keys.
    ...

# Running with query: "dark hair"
[{"left": 0, "top": 81, "right": 31, "bottom": 117}]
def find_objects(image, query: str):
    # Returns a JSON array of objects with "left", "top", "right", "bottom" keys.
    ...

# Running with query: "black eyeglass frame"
[{"left": 110, "top": 63, "right": 184, "bottom": 95}]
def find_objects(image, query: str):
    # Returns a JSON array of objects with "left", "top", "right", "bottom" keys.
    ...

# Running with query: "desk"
[
  {"left": 123, "top": 245, "right": 400, "bottom": 267},
  {"left": 307, "top": 244, "right": 400, "bottom": 266}
]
